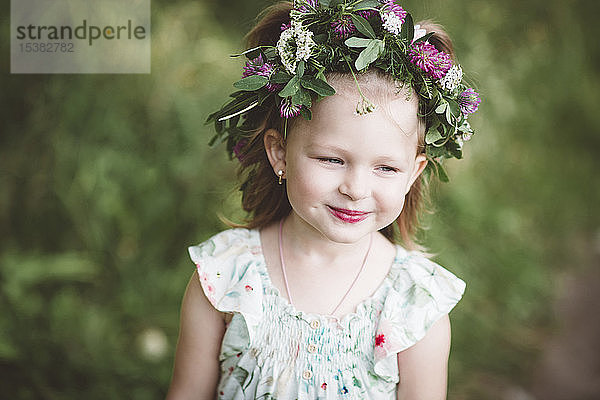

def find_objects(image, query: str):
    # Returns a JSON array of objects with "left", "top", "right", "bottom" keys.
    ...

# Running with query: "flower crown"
[{"left": 207, "top": 0, "right": 481, "bottom": 181}]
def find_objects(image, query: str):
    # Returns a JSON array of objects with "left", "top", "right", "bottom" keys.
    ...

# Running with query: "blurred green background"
[{"left": 1, "top": 0, "right": 599, "bottom": 399}]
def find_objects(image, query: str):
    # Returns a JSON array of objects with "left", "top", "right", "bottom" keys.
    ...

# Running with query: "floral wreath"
[{"left": 206, "top": 0, "right": 481, "bottom": 181}]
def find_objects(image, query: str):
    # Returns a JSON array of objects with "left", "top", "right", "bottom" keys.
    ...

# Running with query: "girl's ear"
[
  {"left": 407, "top": 154, "right": 428, "bottom": 193},
  {"left": 263, "top": 129, "right": 287, "bottom": 175}
]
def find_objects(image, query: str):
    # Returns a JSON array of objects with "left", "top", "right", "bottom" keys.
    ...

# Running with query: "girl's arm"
[
  {"left": 166, "top": 270, "right": 226, "bottom": 400},
  {"left": 396, "top": 314, "right": 452, "bottom": 400}
]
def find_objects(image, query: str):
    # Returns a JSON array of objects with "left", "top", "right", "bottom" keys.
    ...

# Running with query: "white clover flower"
[
  {"left": 295, "top": 24, "right": 315, "bottom": 62},
  {"left": 355, "top": 97, "right": 377, "bottom": 115},
  {"left": 439, "top": 65, "right": 463, "bottom": 91},
  {"left": 276, "top": 21, "right": 315, "bottom": 74},
  {"left": 277, "top": 27, "right": 296, "bottom": 73},
  {"left": 381, "top": 11, "right": 404, "bottom": 35},
  {"left": 413, "top": 24, "right": 427, "bottom": 43}
]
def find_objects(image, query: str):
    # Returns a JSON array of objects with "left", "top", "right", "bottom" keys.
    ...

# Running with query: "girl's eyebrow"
[
  {"left": 304, "top": 143, "right": 346, "bottom": 153},
  {"left": 305, "top": 144, "right": 406, "bottom": 164}
]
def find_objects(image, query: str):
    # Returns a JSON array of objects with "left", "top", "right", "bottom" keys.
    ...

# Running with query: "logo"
[{"left": 11, "top": 0, "right": 151, "bottom": 74}]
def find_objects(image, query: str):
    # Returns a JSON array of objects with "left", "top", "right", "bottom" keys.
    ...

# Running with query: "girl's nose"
[{"left": 338, "top": 169, "right": 370, "bottom": 200}]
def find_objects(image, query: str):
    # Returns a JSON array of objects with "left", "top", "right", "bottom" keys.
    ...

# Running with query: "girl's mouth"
[{"left": 327, "top": 206, "right": 370, "bottom": 223}]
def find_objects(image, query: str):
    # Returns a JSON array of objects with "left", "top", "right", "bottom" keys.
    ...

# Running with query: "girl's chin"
[{"left": 286, "top": 210, "right": 393, "bottom": 243}]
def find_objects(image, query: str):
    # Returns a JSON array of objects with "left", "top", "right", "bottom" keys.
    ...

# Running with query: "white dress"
[{"left": 189, "top": 228, "right": 465, "bottom": 399}]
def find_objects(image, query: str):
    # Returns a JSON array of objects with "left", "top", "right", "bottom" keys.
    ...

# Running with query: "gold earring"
[{"left": 277, "top": 170, "right": 284, "bottom": 185}]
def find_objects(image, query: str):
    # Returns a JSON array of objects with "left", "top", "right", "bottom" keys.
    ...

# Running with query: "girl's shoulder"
[
  {"left": 388, "top": 246, "right": 466, "bottom": 297},
  {"left": 188, "top": 227, "right": 260, "bottom": 259},
  {"left": 372, "top": 246, "right": 466, "bottom": 379},
  {"left": 187, "top": 228, "right": 265, "bottom": 327},
  {"left": 383, "top": 245, "right": 466, "bottom": 321}
]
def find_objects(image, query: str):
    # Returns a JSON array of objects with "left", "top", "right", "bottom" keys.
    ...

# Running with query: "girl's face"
[{"left": 266, "top": 87, "right": 427, "bottom": 245}]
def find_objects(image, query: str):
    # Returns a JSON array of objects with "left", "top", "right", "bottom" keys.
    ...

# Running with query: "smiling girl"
[{"left": 167, "top": 1, "right": 479, "bottom": 399}]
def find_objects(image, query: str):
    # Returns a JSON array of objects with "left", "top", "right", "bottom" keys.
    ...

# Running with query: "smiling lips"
[{"left": 328, "top": 206, "right": 370, "bottom": 223}]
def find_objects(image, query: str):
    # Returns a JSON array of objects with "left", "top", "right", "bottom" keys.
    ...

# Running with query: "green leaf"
[
  {"left": 436, "top": 161, "right": 450, "bottom": 182},
  {"left": 217, "top": 93, "right": 258, "bottom": 115},
  {"left": 413, "top": 32, "right": 434, "bottom": 44},
  {"left": 301, "top": 76, "right": 336, "bottom": 96},
  {"left": 449, "top": 142, "right": 463, "bottom": 159},
  {"left": 423, "top": 162, "right": 433, "bottom": 180},
  {"left": 278, "top": 75, "right": 301, "bottom": 97},
  {"left": 316, "top": 69, "right": 327, "bottom": 81},
  {"left": 350, "top": 14, "right": 376, "bottom": 39},
  {"left": 215, "top": 120, "right": 224, "bottom": 133},
  {"left": 344, "top": 37, "right": 373, "bottom": 48},
  {"left": 313, "top": 33, "right": 328, "bottom": 44},
  {"left": 400, "top": 13, "right": 414, "bottom": 43},
  {"left": 435, "top": 103, "right": 448, "bottom": 114},
  {"left": 426, "top": 145, "right": 447, "bottom": 158},
  {"left": 353, "top": 0, "right": 379, "bottom": 11},
  {"left": 270, "top": 72, "right": 292, "bottom": 84},
  {"left": 296, "top": 60, "right": 305, "bottom": 78},
  {"left": 208, "top": 133, "right": 220, "bottom": 146},
  {"left": 447, "top": 99, "right": 460, "bottom": 116},
  {"left": 425, "top": 129, "right": 443, "bottom": 144},
  {"left": 229, "top": 90, "right": 246, "bottom": 98},
  {"left": 233, "top": 75, "right": 268, "bottom": 91},
  {"left": 300, "top": 107, "right": 312, "bottom": 121},
  {"left": 355, "top": 39, "right": 384, "bottom": 70},
  {"left": 263, "top": 47, "right": 278, "bottom": 60},
  {"left": 257, "top": 90, "right": 272, "bottom": 105},
  {"left": 445, "top": 106, "right": 454, "bottom": 125},
  {"left": 230, "top": 46, "right": 262, "bottom": 58},
  {"left": 206, "top": 110, "right": 218, "bottom": 123},
  {"left": 214, "top": 93, "right": 260, "bottom": 122},
  {"left": 292, "top": 88, "right": 312, "bottom": 108},
  {"left": 228, "top": 114, "right": 240, "bottom": 129}
]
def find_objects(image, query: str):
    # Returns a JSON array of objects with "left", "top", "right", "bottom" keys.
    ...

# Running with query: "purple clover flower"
[
  {"left": 242, "top": 54, "right": 270, "bottom": 78},
  {"left": 242, "top": 54, "right": 262, "bottom": 78},
  {"left": 280, "top": 98, "right": 303, "bottom": 118},
  {"left": 280, "top": 22, "right": 291, "bottom": 32},
  {"left": 242, "top": 54, "right": 281, "bottom": 92},
  {"left": 457, "top": 88, "right": 481, "bottom": 114},
  {"left": 357, "top": 9, "right": 377, "bottom": 19},
  {"left": 297, "top": 0, "right": 319, "bottom": 13},
  {"left": 408, "top": 42, "right": 453, "bottom": 79},
  {"left": 382, "top": 1, "right": 407, "bottom": 21},
  {"left": 232, "top": 138, "right": 248, "bottom": 162},
  {"left": 331, "top": 15, "right": 356, "bottom": 39}
]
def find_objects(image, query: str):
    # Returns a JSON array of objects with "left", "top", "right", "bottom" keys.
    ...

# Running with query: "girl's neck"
[{"left": 281, "top": 213, "right": 374, "bottom": 265}]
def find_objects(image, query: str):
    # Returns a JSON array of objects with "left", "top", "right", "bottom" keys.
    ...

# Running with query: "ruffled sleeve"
[
  {"left": 188, "top": 229, "right": 264, "bottom": 345},
  {"left": 373, "top": 251, "right": 466, "bottom": 382}
]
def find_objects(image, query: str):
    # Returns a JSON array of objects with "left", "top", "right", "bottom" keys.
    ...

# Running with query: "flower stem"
[{"left": 344, "top": 56, "right": 367, "bottom": 102}]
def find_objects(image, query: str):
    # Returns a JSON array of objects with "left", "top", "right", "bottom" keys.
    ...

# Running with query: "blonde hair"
[{"left": 227, "top": 2, "right": 456, "bottom": 250}]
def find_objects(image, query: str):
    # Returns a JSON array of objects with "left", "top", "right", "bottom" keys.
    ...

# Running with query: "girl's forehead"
[
  {"left": 288, "top": 90, "right": 421, "bottom": 160},
  {"left": 296, "top": 86, "right": 420, "bottom": 139}
]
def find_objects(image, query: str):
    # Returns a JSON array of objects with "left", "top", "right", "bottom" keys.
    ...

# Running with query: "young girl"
[{"left": 168, "top": 1, "right": 479, "bottom": 398}]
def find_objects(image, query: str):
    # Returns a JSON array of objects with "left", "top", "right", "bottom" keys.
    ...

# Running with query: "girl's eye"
[
  {"left": 377, "top": 165, "right": 399, "bottom": 173},
  {"left": 317, "top": 157, "right": 344, "bottom": 165}
]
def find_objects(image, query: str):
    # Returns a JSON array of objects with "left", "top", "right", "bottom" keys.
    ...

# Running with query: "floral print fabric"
[{"left": 188, "top": 229, "right": 465, "bottom": 399}]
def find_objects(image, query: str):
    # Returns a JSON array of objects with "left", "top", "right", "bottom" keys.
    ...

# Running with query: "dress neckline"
[{"left": 248, "top": 228, "right": 410, "bottom": 327}]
